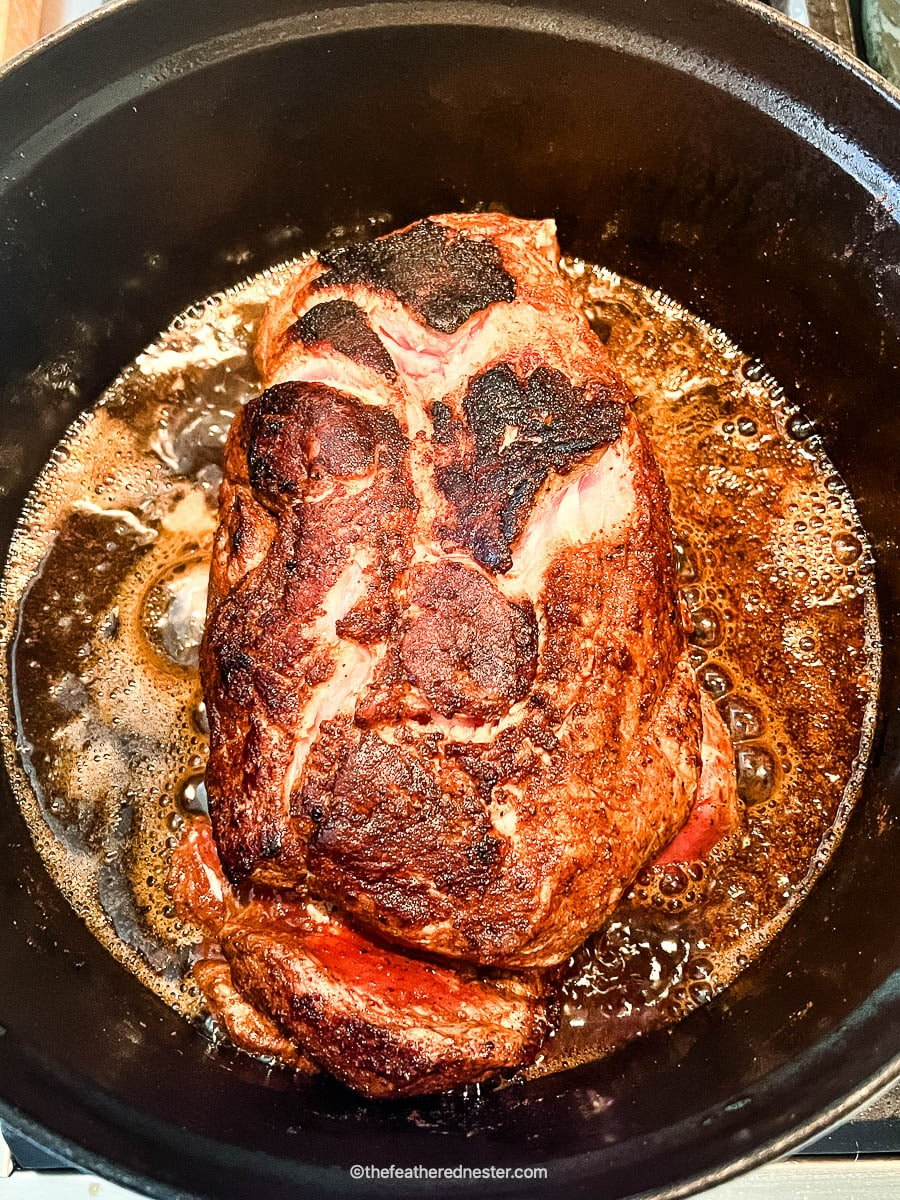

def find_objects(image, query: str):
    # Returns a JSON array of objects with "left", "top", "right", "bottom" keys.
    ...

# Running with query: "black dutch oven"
[{"left": 0, "top": 1, "right": 898, "bottom": 1196}]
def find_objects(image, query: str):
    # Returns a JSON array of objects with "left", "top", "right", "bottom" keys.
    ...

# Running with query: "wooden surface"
[{"left": 0, "top": 0, "right": 42, "bottom": 61}]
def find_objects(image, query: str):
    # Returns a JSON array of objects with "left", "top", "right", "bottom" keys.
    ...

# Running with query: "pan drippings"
[{"left": 0, "top": 257, "right": 879, "bottom": 1074}]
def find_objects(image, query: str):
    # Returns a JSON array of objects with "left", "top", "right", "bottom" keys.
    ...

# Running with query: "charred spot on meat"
[
  {"left": 314, "top": 218, "right": 516, "bottom": 333},
  {"left": 287, "top": 299, "right": 395, "bottom": 376},
  {"left": 435, "top": 364, "right": 626, "bottom": 571}
]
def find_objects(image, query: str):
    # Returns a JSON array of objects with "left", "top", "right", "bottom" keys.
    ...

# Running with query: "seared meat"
[
  {"left": 182, "top": 212, "right": 740, "bottom": 1095},
  {"left": 225, "top": 917, "right": 550, "bottom": 1098},
  {"left": 203, "top": 212, "right": 735, "bottom": 972},
  {"left": 170, "top": 821, "right": 552, "bottom": 1095},
  {"left": 191, "top": 959, "right": 316, "bottom": 1072}
]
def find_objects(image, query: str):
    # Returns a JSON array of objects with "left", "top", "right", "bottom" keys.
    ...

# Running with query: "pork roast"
[{"left": 175, "top": 213, "right": 738, "bottom": 1095}]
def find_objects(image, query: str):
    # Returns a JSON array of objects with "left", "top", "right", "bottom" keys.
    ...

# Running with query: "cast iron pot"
[{"left": 0, "top": 1, "right": 898, "bottom": 1196}]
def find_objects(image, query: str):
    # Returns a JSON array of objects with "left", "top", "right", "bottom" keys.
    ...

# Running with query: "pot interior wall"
[{"left": 0, "top": 4, "right": 898, "bottom": 1198}]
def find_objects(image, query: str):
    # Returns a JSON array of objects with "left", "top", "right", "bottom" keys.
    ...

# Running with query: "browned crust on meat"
[
  {"left": 297, "top": 417, "right": 695, "bottom": 964},
  {"left": 202, "top": 380, "right": 416, "bottom": 882},
  {"left": 201, "top": 212, "right": 705, "bottom": 969},
  {"left": 223, "top": 916, "right": 552, "bottom": 1098},
  {"left": 192, "top": 959, "right": 317, "bottom": 1072},
  {"left": 398, "top": 560, "right": 538, "bottom": 718},
  {"left": 169, "top": 818, "right": 551, "bottom": 1095}
]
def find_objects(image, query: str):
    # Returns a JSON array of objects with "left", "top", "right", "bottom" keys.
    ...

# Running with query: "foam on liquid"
[{"left": 0, "top": 257, "right": 879, "bottom": 1071}]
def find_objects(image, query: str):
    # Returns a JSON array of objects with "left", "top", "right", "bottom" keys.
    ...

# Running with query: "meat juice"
[{"left": 0, "top": 255, "right": 879, "bottom": 1075}]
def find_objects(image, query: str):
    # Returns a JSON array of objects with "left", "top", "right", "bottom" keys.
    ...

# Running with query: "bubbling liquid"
[{"left": 0, "top": 258, "right": 879, "bottom": 1072}]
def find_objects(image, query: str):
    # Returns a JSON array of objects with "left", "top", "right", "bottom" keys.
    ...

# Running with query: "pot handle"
[
  {"left": 0, "top": 0, "right": 43, "bottom": 61},
  {"left": 766, "top": 0, "right": 858, "bottom": 54}
]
